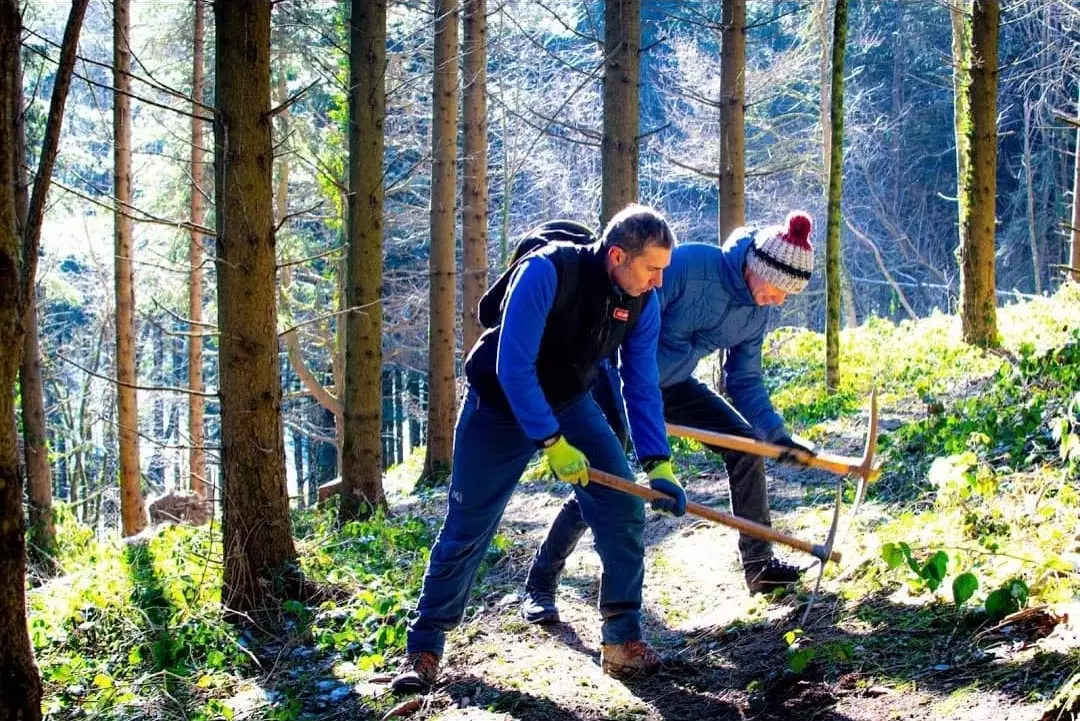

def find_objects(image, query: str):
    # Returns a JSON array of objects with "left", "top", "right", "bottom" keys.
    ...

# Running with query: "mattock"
[{"left": 586, "top": 389, "right": 881, "bottom": 627}]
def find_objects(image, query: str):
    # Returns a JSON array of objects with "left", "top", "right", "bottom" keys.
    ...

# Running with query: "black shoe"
[
  {"left": 744, "top": 557, "right": 803, "bottom": 595},
  {"left": 520, "top": 588, "right": 560, "bottom": 624}
]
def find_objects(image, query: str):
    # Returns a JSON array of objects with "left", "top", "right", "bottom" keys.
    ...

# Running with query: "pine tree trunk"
[
  {"left": 950, "top": 0, "right": 971, "bottom": 305},
  {"left": 148, "top": 325, "right": 165, "bottom": 490},
  {"left": 461, "top": 0, "right": 488, "bottom": 353},
  {"left": 292, "top": 429, "right": 305, "bottom": 509},
  {"left": 114, "top": 0, "right": 147, "bottom": 536},
  {"left": 891, "top": 3, "right": 905, "bottom": 211},
  {"left": 18, "top": 0, "right": 87, "bottom": 573},
  {"left": 214, "top": 0, "right": 300, "bottom": 614},
  {"left": 23, "top": 298, "right": 56, "bottom": 568},
  {"left": 1, "top": 1, "right": 42, "bottom": 716},
  {"left": 15, "top": 78, "right": 56, "bottom": 575},
  {"left": 819, "top": 1, "right": 856, "bottom": 329},
  {"left": 421, "top": 0, "right": 458, "bottom": 485},
  {"left": 601, "top": 0, "right": 640, "bottom": 225},
  {"left": 189, "top": 0, "right": 207, "bottom": 498},
  {"left": 824, "top": 0, "right": 847, "bottom": 392},
  {"left": 718, "top": 0, "right": 745, "bottom": 241},
  {"left": 1022, "top": 98, "right": 1042, "bottom": 294},
  {"left": 960, "top": 0, "right": 998, "bottom": 347},
  {"left": 1070, "top": 83, "right": 1080, "bottom": 283},
  {"left": 341, "top": 0, "right": 387, "bottom": 518}
]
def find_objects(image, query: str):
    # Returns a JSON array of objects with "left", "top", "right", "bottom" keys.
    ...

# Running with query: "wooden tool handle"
[
  {"left": 666, "top": 424, "right": 877, "bottom": 481},
  {"left": 587, "top": 468, "right": 841, "bottom": 563}
]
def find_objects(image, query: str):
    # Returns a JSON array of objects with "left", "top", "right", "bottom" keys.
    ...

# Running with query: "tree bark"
[
  {"left": 950, "top": 0, "right": 971, "bottom": 300},
  {"left": 461, "top": 0, "right": 488, "bottom": 353},
  {"left": 421, "top": 0, "right": 458, "bottom": 484},
  {"left": 718, "top": 0, "right": 745, "bottom": 241},
  {"left": 114, "top": 0, "right": 147, "bottom": 536},
  {"left": 148, "top": 325, "right": 166, "bottom": 490},
  {"left": 214, "top": 0, "right": 300, "bottom": 614},
  {"left": 22, "top": 298, "right": 56, "bottom": 569},
  {"left": 960, "top": 0, "right": 998, "bottom": 347},
  {"left": 18, "top": 0, "right": 88, "bottom": 573},
  {"left": 1, "top": 1, "right": 39, "bottom": 716},
  {"left": 1070, "top": 83, "right": 1080, "bottom": 283},
  {"left": 292, "top": 428, "right": 305, "bottom": 509},
  {"left": 824, "top": 0, "right": 847, "bottom": 392},
  {"left": 189, "top": 0, "right": 207, "bottom": 498},
  {"left": 601, "top": 0, "right": 640, "bottom": 225},
  {"left": 1022, "top": 98, "right": 1042, "bottom": 294},
  {"left": 818, "top": 1, "right": 856, "bottom": 328},
  {"left": 341, "top": 0, "right": 387, "bottom": 517}
]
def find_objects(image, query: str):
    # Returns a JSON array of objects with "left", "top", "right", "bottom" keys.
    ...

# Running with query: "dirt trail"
[{"left": 384, "top": 414, "right": 1069, "bottom": 721}]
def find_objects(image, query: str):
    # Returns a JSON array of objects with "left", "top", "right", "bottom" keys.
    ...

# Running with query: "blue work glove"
[
  {"left": 645, "top": 460, "right": 686, "bottom": 517},
  {"left": 773, "top": 432, "right": 817, "bottom": 466}
]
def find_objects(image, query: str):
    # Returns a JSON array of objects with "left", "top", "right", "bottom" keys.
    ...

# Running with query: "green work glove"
[
  {"left": 645, "top": 460, "right": 686, "bottom": 517},
  {"left": 543, "top": 435, "right": 589, "bottom": 486}
]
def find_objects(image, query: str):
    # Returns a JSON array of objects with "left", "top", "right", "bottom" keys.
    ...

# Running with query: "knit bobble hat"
[{"left": 746, "top": 211, "right": 814, "bottom": 295}]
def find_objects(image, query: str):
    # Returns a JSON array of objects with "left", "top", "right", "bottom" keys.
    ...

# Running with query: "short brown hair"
[{"left": 600, "top": 204, "right": 676, "bottom": 257}]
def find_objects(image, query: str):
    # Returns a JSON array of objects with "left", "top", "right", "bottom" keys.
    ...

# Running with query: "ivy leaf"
[
  {"left": 951, "top": 572, "right": 978, "bottom": 606},
  {"left": 920, "top": 551, "right": 949, "bottom": 591},
  {"left": 788, "top": 647, "right": 817, "bottom": 675},
  {"left": 881, "top": 542, "right": 905, "bottom": 570},
  {"left": 985, "top": 578, "right": 1030, "bottom": 622},
  {"left": 900, "top": 542, "right": 921, "bottom": 576}
]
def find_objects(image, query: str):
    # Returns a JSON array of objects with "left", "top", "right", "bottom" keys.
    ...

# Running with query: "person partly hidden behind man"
[
  {"left": 520, "top": 210, "right": 819, "bottom": 625},
  {"left": 391, "top": 205, "right": 687, "bottom": 693}
]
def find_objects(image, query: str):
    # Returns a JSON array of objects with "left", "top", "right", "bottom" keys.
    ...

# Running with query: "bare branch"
[
  {"left": 58, "top": 353, "right": 219, "bottom": 397},
  {"left": 50, "top": 177, "right": 216, "bottom": 237},
  {"left": 21, "top": 25, "right": 213, "bottom": 112},
  {"left": 21, "top": 42, "right": 214, "bottom": 122},
  {"left": 151, "top": 297, "right": 219, "bottom": 329},
  {"left": 268, "top": 79, "right": 320, "bottom": 118},
  {"left": 843, "top": 215, "right": 918, "bottom": 320},
  {"left": 20, "top": 0, "right": 90, "bottom": 302},
  {"left": 1053, "top": 111, "right": 1080, "bottom": 128},
  {"left": 274, "top": 200, "right": 325, "bottom": 233},
  {"left": 277, "top": 244, "right": 345, "bottom": 270},
  {"left": 283, "top": 330, "right": 342, "bottom": 416},
  {"left": 138, "top": 309, "right": 218, "bottom": 339},
  {"left": 278, "top": 302, "right": 378, "bottom": 337}
]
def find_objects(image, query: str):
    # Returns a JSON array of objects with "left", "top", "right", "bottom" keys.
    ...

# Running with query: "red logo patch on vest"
[{"left": 612, "top": 308, "right": 630, "bottom": 322}]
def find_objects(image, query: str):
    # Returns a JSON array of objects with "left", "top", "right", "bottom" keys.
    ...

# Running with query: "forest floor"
[
  {"left": 32, "top": 293, "right": 1080, "bottom": 721},
  {"left": 329, "top": 398, "right": 1078, "bottom": 721}
]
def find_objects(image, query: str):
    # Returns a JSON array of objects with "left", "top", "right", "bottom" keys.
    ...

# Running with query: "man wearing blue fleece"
[
  {"left": 521, "top": 211, "right": 818, "bottom": 625},
  {"left": 391, "top": 205, "right": 683, "bottom": 693}
]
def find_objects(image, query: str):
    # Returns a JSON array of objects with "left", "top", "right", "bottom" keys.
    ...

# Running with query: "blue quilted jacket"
[{"left": 654, "top": 229, "right": 787, "bottom": 441}]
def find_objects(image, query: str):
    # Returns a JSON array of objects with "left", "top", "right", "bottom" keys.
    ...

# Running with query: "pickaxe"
[
  {"left": 586, "top": 389, "right": 880, "bottom": 625},
  {"left": 587, "top": 467, "right": 842, "bottom": 563}
]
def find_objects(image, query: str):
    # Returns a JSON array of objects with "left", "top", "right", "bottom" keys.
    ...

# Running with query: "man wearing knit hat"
[{"left": 521, "top": 211, "right": 817, "bottom": 624}]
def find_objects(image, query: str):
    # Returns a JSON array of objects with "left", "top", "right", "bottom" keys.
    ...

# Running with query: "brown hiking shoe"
[
  {"left": 601, "top": 640, "right": 663, "bottom": 679},
  {"left": 390, "top": 651, "right": 440, "bottom": 693}
]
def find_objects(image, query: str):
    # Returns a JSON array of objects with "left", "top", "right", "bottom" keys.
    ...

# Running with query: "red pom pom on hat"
[{"left": 784, "top": 211, "right": 813, "bottom": 249}]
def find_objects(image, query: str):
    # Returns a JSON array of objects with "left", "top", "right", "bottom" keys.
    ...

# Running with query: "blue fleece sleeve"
[
  {"left": 496, "top": 256, "right": 560, "bottom": 441},
  {"left": 724, "top": 337, "right": 786, "bottom": 441},
  {"left": 618, "top": 293, "right": 672, "bottom": 461}
]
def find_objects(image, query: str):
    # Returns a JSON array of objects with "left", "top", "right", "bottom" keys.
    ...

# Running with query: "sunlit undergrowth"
[
  {"left": 754, "top": 285, "right": 1080, "bottom": 690},
  {"left": 29, "top": 499, "right": 433, "bottom": 720},
  {"left": 27, "top": 286, "right": 1080, "bottom": 718},
  {"left": 759, "top": 283, "right": 1080, "bottom": 428}
]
